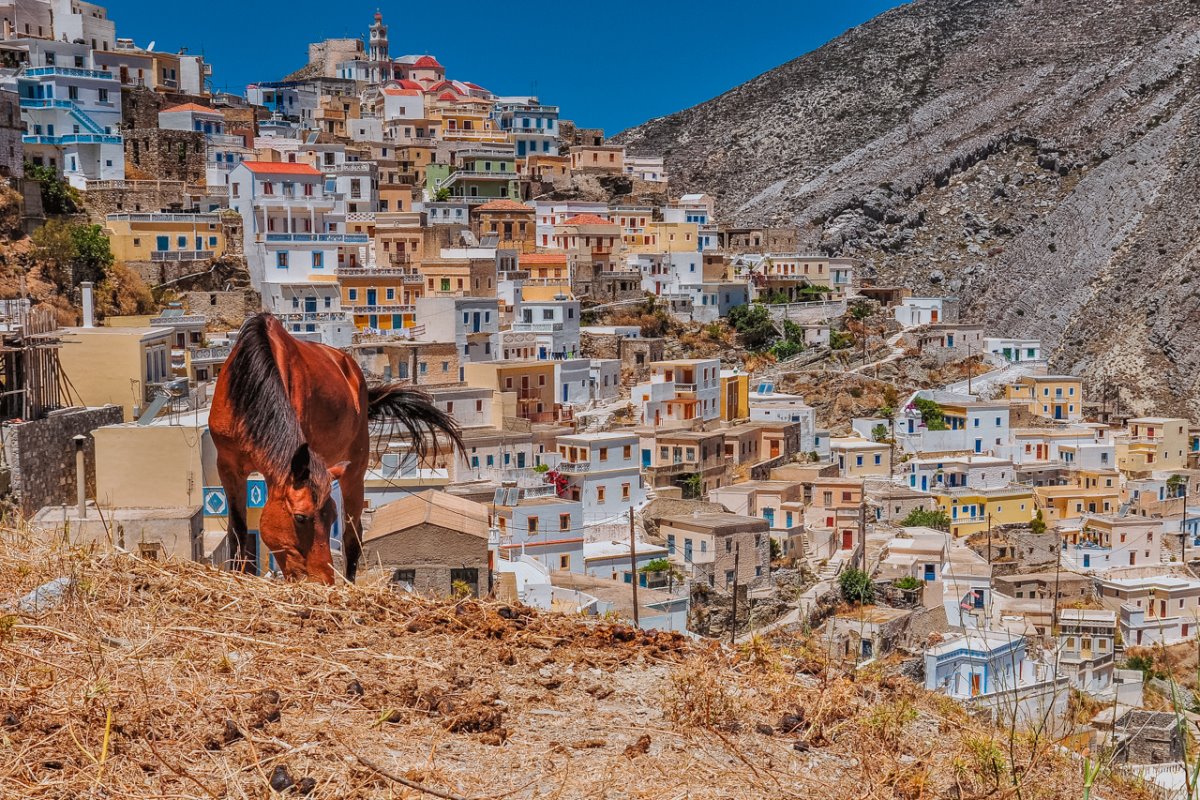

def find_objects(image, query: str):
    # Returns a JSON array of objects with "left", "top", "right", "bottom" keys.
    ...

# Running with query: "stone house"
[
  {"left": 659, "top": 512, "right": 770, "bottom": 591},
  {"left": 361, "top": 490, "right": 492, "bottom": 596}
]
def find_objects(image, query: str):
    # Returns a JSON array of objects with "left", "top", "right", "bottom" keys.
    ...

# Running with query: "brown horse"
[{"left": 209, "top": 313, "right": 462, "bottom": 584}]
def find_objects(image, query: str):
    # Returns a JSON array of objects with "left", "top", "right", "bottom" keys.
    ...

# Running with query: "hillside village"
[{"left": 0, "top": 4, "right": 1197, "bottom": 798}]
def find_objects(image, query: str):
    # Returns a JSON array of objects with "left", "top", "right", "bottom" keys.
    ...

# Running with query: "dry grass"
[{"left": 0, "top": 529, "right": 1156, "bottom": 799}]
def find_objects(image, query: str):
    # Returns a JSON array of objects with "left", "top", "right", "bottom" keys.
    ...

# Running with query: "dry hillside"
[
  {"left": 616, "top": 0, "right": 1200, "bottom": 417},
  {"left": 0, "top": 530, "right": 1152, "bottom": 799}
]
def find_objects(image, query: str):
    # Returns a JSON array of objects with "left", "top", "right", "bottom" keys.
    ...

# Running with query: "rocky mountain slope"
[{"left": 615, "top": 0, "right": 1200, "bottom": 415}]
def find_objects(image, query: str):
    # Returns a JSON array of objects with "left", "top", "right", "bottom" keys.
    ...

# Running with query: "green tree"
[
  {"left": 25, "top": 161, "right": 78, "bottom": 215},
  {"left": 1029, "top": 509, "right": 1047, "bottom": 535},
  {"left": 848, "top": 300, "right": 873, "bottom": 320},
  {"left": 640, "top": 557, "right": 684, "bottom": 592},
  {"left": 434, "top": 187, "right": 451, "bottom": 202},
  {"left": 727, "top": 304, "right": 778, "bottom": 351},
  {"left": 871, "top": 423, "right": 890, "bottom": 443},
  {"left": 30, "top": 218, "right": 76, "bottom": 289},
  {"left": 900, "top": 507, "right": 951, "bottom": 529},
  {"left": 1168, "top": 474, "right": 1187, "bottom": 498},
  {"left": 912, "top": 398, "right": 948, "bottom": 430},
  {"left": 679, "top": 473, "right": 703, "bottom": 500},
  {"left": 894, "top": 575, "right": 922, "bottom": 591},
  {"left": 70, "top": 223, "right": 114, "bottom": 285},
  {"left": 829, "top": 330, "right": 855, "bottom": 350},
  {"left": 838, "top": 568, "right": 875, "bottom": 605}
]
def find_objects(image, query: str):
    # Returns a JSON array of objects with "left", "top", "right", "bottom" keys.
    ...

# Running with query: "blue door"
[
  {"left": 472, "top": 312, "right": 481, "bottom": 332},
  {"left": 562, "top": 385, "right": 568, "bottom": 402},
  {"left": 304, "top": 297, "right": 317, "bottom": 313},
  {"left": 684, "top": 541, "right": 693, "bottom": 563},
  {"left": 516, "top": 452, "right": 526, "bottom": 468},
  {"left": 642, "top": 449, "right": 651, "bottom": 468},
  {"left": 974, "top": 439, "right": 983, "bottom": 453},
  {"left": 367, "top": 289, "right": 377, "bottom": 306},
  {"left": 156, "top": 235, "right": 169, "bottom": 251},
  {"left": 1083, "top": 554, "right": 1090, "bottom": 568},
  {"left": 921, "top": 475, "right": 928, "bottom": 492}
]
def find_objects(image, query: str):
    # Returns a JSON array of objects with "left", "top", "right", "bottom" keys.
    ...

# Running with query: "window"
[
  {"left": 725, "top": 539, "right": 732, "bottom": 553},
  {"left": 597, "top": 486, "right": 606, "bottom": 503},
  {"left": 312, "top": 251, "right": 323, "bottom": 268},
  {"left": 559, "top": 554, "right": 570, "bottom": 569},
  {"left": 622, "top": 483, "right": 630, "bottom": 500},
  {"left": 623, "top": 445, "right": 632, "bottom": 459},
  {"left": 276, "top": 251, "right": 288, "bottom": 268},
  {"left": 560, "top": 514, "right": 571, "bottom": 532},
  {"left": 527, "top": 516, "right": 539, "bottom": 534},
  {"left": 449, "top": 568, "right": 478, "bottom": 596},
  {"left": 599, "top": 447, "right": 608, "bottom": 462}
]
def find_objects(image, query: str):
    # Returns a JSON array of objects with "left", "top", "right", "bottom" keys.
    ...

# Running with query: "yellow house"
[
  {"left": 934, "top": 485, "right": 1035, "bottom": 537},
  {"left": 93, "top": 416, "right": 216, "bottom": 510},
  {"left": 462, "top": 360, "right": 557, "bottom": 423},
  {"left": 831, "top": 437, "right": 891, "bottom": 477},
  {"left": 104, "top": 212, "right": 227, "bottom": 263},
  {"left": 58, "top": 326, "right": 174, "bottom": 421},
  {"left": 1033, "top": 484, "right": 1120, "bottom": 526},
  {"left": 719, "top": 370, "right": 749, "bottom": 421},
  {"left": 1117, "top": 417, "right": 1190, "bottom": 472},
  {"left": 1005, "top": 375, "right": 1084, "bottom": 421}
]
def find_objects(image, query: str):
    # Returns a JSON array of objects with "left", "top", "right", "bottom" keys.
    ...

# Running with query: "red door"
[{"left": 841, "top": 530, "right": 854, "bottom": 550}]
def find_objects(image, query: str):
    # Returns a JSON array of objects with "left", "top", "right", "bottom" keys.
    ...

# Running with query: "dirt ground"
[{"left": 0, "top": 529, "right": 1153, "bottom": 799}]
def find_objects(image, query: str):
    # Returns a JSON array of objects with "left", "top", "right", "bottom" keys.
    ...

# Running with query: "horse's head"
[{"left": 261, "top": 443, "right": 347, "bottom": 584}]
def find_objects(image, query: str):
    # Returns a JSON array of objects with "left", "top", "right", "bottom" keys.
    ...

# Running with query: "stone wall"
[
  {"left": 620, "top": 338, "right": 664, "bottom": 384},
  {"left": 83, "top": 182, "right": 189, "bottom": 218},
  {"left": 183, "top": 290, "right": 249, "bottom": 329},
  {"left": 127, "top": 258, "right": 212, "bottom": 288},
  {"left": 5, "top": 405, "right": 124, "bottom": 517},
  {"left": 126, "top": 128, "right": 207, "bottom": 184},
  {"left": 121, "top": 86, "right": 167, "bottom": 131}
]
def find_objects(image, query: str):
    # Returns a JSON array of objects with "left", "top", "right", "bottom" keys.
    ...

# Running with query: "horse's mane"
[{"left": 224, "top": 314, "right": 306, "bottom": 486}]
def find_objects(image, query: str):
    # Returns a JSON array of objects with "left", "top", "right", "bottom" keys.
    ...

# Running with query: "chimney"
[{"left": 81, "top": 282, "right": 95, "bottom": 328}]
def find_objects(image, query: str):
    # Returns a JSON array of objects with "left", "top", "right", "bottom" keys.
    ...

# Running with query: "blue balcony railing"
[
  {"left": 24, "top": 66, "right": 116, "bottom": 81},
  {"left": 23, "top": 133, "right": 121, "bottom": 145},
  {"left": 264, "top": 233, "right": 369, "bottom": 244}
]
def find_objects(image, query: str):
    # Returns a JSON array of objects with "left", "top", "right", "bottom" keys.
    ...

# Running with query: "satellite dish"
[{"left": 146, "top": 40, "right": 155, "bottom": 52}]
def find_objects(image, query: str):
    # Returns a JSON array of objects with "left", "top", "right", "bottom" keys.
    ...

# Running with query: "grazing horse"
[{"left": 209, "top": 313, "right": 462, "bottom": 584}]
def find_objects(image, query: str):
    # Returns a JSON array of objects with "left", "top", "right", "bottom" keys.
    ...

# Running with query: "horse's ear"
[
  {"left": 328, "top": 460, "right": 351, "bottom": 481},
  {"left": 290, "top": 444, "right": 311, "bottom": 484}
]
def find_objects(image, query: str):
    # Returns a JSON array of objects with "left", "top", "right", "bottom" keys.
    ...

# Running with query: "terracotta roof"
[
  {"left": 561, "top": 213, "right": 615, "bottom": 226},
  {"left": 437, "top": 91, "right": 459, "bottom": 102},
  {"left": 241, "top": 161, "right": 321, "bottom": 176},
  {"left": 161, "top": 102, "right": 222, "bottom": 115},
  {"left": 364, "top": 490, "right": 489, "bottom": 541},
  {"left": 519, "top": 252, "right": 568, "bottom": 264},
  {"left": 381, "top": 88, "right": 421, "bottom": 96},
  {"left": 396, "top": 79, "right": 424, "bottom": 90},
  {"left": 475, "top": 199, "right": 533, "bottom": 212},
  {"left": 463, "top": 82, "right": 487, "bottom": 91},
  {"left": 413, "top": 55, "right": 443, "bottom": 69}
]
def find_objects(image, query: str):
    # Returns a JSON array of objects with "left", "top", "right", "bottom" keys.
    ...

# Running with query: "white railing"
[
  {"left": 556, "top": 461, "right": 591, "bottom": 474},
  {"left": 511, "top": 321, "right": 563, "bottom": 333},
  {"left": 150, "top": 250, "right": 213, "bottom": 261}
]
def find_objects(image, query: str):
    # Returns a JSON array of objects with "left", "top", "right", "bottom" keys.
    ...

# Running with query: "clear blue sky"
[{"left": 100, "top": 1, "right": 905, "bottom": 134}]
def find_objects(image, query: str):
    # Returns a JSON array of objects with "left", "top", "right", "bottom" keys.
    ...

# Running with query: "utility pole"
[
  {"left": 629, "top": 510, "right": 639, "bottom": 629},
  {"left": 858, "top": 499, "right": 867, "bottom": 572},
  {"left": 967, "top": 343, "right": 974, "bottom": 395},
  {"left": 1052, "top": 527, "right": 1062, "bottom": 634},
  {"left": 729, "top": 541, "right": 741, "bottom": 646},
  {"left": 986, "top": 512, "right": 992, "bottom": 567}
]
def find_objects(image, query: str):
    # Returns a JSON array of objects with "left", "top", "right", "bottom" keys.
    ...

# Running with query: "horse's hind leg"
[
  {"left": 217, "top": 456, "right": 251, "bottom": 573},
  {"left": 341, "top": 478, "right": 365, "bottom": 583}
]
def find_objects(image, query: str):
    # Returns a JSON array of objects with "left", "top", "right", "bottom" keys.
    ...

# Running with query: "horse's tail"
[{"left": 366, "top": 383, "right": 465, "bottom": 460}]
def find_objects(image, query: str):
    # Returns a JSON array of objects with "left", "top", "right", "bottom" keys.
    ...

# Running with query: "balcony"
[
  {"left": 25, "top": 66, "right": 117, "bottom": 81},
  {"left": 557, "top": 461, "right": 591, "bottom": 474},
  {"left": 328, "top": 162, "right": 373, "bottom": 174},
  {"left": 511, "top": 321, "right": 563, "bottom": 333},
  {"left": 263, "top": 233, "right": 369, "bottom": 244},
  {"left": 673, "top": 382, "right": 697, "bottom": 393},
  {"left": 278, "top": 312, "right": 347, "bottom": 323},
  {"left": 151, "top": 313, "right": 206, "bottom": 327},
  {"left": 191, "top": 346, "right": 231, "bottom": 363},
  {"left": 517, "top": 387, "right": 542, "bottom": 400},
  {"left": 345, "top": 304, "right": 415, "bottom": 315},
  {"left": 150, "top": 250, "right": 214, "bottom": 261},
  {"left": 205, "top": 133, "right": 246, "bottom": 148},
  {"left": 336, "top": 265, "right": 422, "bottom": 280},
  {"left": 24, "top": 133, "right": 121, "bottom": 145}
]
